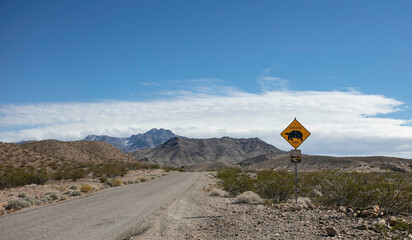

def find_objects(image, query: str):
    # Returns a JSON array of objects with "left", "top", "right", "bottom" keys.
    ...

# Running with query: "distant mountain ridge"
[
  {"left": 130, "top": 136, "right": 285, "bottom": 167},
  {"left": 84, "top": 128, "right": 177, "bottom": 152},
  {"left": 239, "top": 152, "right": 412, "bottom": 172}
]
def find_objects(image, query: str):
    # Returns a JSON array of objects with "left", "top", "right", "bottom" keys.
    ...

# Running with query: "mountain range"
[
  {"left": 84, "top": 128, "right": 177, "bottom": 152},
  {"left": 3, "top": 128, "right": 411, "bottom": 173},
  {"left": 238, "top": 152, "right": 412, "bottom": 172},
  {"left": 129, "top": 136, "right": 285, "bottom": 167}
]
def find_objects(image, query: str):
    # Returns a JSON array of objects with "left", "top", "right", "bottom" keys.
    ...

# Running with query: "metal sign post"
[
  {"left": 281, "top": 118, "right": 310, "bottom": 204},
  {"left": 290, "top": 149, "right": 301, "bottom": 204},
  {"left": 294, "top": 160, "right": 297, "bottom": 204}
]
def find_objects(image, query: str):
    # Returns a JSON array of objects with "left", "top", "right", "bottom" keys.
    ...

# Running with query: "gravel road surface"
[{"left": 0, "top": 172, "right": 203, "bottom": 240}]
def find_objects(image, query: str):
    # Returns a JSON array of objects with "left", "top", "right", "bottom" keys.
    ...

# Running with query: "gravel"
[{"left": 135, "top": 173, "right": 411, "bottom": 240}]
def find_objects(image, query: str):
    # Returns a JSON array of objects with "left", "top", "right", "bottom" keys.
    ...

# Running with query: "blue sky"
[{"left": 1, "top": 0, "right": 412, "bottom": 157}]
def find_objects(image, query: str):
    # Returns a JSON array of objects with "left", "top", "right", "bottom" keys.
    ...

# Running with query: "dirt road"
[{"left": 0, "top": 172, "right": 204, "bottom": 240}]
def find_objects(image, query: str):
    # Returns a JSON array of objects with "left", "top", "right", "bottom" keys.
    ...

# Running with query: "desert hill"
[
  {"left": 239, "top": 152, "right": 412, "bottom": 172},
  {"left": 20, "top": 140, "right": 138, "bottom": 164},
  {"left": 84, "top": 128, "right": 177, "bottom": 152},
  {"left": 130, "top": 136, "right": 285, "bottom": 167},
  {"left": 0, "top": 142, "right": 57, "bottom": 168}
]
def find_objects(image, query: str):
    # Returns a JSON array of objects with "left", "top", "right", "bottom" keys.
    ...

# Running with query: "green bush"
[
  {"left": 312, "top": 171, "right": 372, "bottom": 208},
  {"left": 0, "top": 166, "right": 49, "bottom": 189},
  {"left": 99, "top": 177, "right": 107, "bottom": 183},
  {"left": 216, "top": 168, "right": 255, "bottom": 196},
  {"left": 301, "top": 170, "right": 412, "bottom": 215},
  {"left": 256, "top": 170, "right": 295, "bottom": 204},
  {"left": 371, "top": 173, "right": 412, "bottom": 215}
]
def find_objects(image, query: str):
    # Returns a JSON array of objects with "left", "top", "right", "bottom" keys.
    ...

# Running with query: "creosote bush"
[
  {"left": 216, "top": 168, "right": 412, "bottom": 214},
  {"left": 302, "top": 170, "right": 412, "bottom": 215},
  {"left": 0, "top": 166, "right": 49, "bottom": 190},
  {"left": 256, "top": 170, "right": 294, "bottom": 204},
  {"left": 216, "top": 168, "right": 255, "bottom": 196}
]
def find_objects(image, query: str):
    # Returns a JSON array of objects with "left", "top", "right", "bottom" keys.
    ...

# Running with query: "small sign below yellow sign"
[
  {"left": 281, "top": 118, "right": 311, "bottom": 149},
  {"left": 290, "top": 149, "right": 301, "bottom": 163}
]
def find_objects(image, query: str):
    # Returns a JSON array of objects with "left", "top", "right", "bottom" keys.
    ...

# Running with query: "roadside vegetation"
[
  {"left": 216, "top": 168, "right": 412, "bottom": 215},
  {"left": 0, "top": 161, "right": 162, "bottom": 190}
]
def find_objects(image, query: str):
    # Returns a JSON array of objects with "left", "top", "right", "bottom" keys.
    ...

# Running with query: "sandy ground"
[
  {"left": 135, "top": 173, "right": 412, "bottom": 240},
  {"left": 0, "top": 169, "right": 167, "bottom": 214}
]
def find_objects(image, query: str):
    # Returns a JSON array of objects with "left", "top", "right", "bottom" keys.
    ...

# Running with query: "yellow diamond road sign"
[{"left": 281, "top": 118, "right": 311, "bottom": 149}]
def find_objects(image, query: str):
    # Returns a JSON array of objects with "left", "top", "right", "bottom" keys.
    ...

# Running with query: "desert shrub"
[
  {"left": 107, "top": 178, "right": 123, "bottom": 187},
  {"left": 89, "top": 163, "right": 128, "bottom": 178},
  {"left": 376, "top": 219, "right": 412, "bottom": 240},
  {"left": 45, "top": 191, "right": 61, "bottom": 200},
  {"left": 99, "top": 177, "right": 107, "bottom": 183},
  {"left": 0, "top": 166, "right": 49, "bottom": 189},
  {"left": 51, "top": 171, "right": 65, "bottom": 181},
  {"left": 51, "top": 168, "right": 85, "bottom": 181},
  {"left": 69, "top": 169, "right": 85, "bottom": 180},
  {"left": 148, "top": 164, "right": 161, "bottom": 169},
  {"left": 80, "top": 184, "right": 93, "bottom": 193},
  {"left": 216, "top": 168, "right": 255, "bottom": 195},
  {"left": 70, "top": 191, "right": 82, "bottom": 196},
  {"left": 63, "top": 191, "right": 72, "bottom": 195},
  {"left": 255, "top": 170, "right": 295, "bottom": 204},
  {"left": 5, "top": 199, "right": 32, "bottom": 210},
  {"left": 60, "top": 195, "right": 68, "bottom": 201},
  {"left": 163, "top": 166, "right": 186, "bottom": 172},
  {"left": 235, "top": 191, "right": 262, "bottom": 204},
  {"left": 210, "top": 188, "right": 229, "bottom": 197},
  {"left": 312, "top": 170, "right": 372, "bottom": 208},
  {"left": 303, "top": 171, "right": 412, "bottom": 214},
  {"left": 18, "top": 192, "right": 28, "bottom": 198},
  {"left": 24, "top": 196, "right": 38, "bottom": 205},
  {"left": 371, "top": 173, "right": 412, "bottom": 215},
  {"left": 128, "top": 180, "right": 134, "bottom": 184},
  {"left": 69, "top": 185, "right": 78, "bottom": 190}
]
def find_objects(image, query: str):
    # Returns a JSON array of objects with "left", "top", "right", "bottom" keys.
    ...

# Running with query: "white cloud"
[{"left": 0, "top": 90, "right": 411, "bottom": 158}]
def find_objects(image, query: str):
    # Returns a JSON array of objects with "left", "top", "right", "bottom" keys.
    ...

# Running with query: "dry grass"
[
  {"left": 209, "top": 188, "right": 229, "bottom": 197},
  {"left": 235, "top": 191, "right": 262, "bottom": 204},
  {"left": 80, "top": 184, "right": 93, "bottom": 193}
]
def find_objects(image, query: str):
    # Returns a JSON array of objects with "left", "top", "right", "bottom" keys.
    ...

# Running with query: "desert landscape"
[
  {"left": 2, "top": 1, "right": 412, "bottom": 239},
  {"left": 0, "top": 129, "right": 411, "bottom": 239}
]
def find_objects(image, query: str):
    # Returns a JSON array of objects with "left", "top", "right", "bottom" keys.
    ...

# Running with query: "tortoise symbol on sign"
[{"left": 286, "top": 130, "right": 303, "bottom": 141}]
